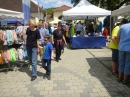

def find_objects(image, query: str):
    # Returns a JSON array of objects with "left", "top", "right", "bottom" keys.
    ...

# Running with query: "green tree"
[
  {"left": 71, "top": 0, "right": 130, "bottom": 11},
  {"left": 46, "top": 7, "right": 55, "bottom": 15}
]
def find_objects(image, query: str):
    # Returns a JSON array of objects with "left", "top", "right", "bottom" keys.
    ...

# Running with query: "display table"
[{"left": 69, "top": 36, "right": 106, "bottom": 49}]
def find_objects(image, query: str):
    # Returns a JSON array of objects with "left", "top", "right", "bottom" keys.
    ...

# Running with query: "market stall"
[
  {"left": 63, "top": 0, "right": 111, "bottom": 49},
  {"left": 0, "top": 8, "right": 24, "bottom": 73},
  {"left": 63, "top": 0, "right": 111, "bottom": 20}
]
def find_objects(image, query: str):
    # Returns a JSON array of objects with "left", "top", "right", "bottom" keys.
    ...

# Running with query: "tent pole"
[{"left": 110, "top": 15, "right": 112, "bottom": 36}]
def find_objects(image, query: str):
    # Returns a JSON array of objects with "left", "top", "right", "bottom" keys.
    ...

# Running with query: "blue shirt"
[
  {"left": 118, "top": 23, "right": 130, "bottom": 52},
  {"left": 43, "top": 42, "right": 53, "bottom": 59},
  {"left": 45, "top": 28, "right": 49, "bottom": 35},
  {"left": 76, "top": 24, "right": 83, "bottom": 32},
  {"left": 38, "top": 27, "right": 48, "bottom": 44}
]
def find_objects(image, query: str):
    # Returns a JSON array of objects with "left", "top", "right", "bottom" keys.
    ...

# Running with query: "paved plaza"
[{"left": 0, "top": 47, "right": 130, "bottom": 97}]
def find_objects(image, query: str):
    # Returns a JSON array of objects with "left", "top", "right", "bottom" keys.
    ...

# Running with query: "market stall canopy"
[
  {"left": 0, "top": 8, "right": 24, "bottom": 19},
  {"left": 63, "top": 0, "right": 111, "bottom": 20},
  {"left": 0, "top": 18, "right": 22, "bottom": 24},
  {"left": 112, "top": 5, "right": 130, "bottom": 16}
]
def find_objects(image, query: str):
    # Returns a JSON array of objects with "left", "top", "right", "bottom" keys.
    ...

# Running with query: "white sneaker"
[{"left": 61, "top": 50, "right": 64, "bottom": 54}]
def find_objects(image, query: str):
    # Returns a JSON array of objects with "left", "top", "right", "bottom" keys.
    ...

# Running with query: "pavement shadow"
[
  {"left": 18, "top": 61, "right": 44, "bottom": 78},
  {"left": 86, "top": 58, "right": 130, "bottom": 96}
]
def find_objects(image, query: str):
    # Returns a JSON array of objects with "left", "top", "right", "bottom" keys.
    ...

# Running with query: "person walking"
[
  {"left": 26, "top": 19, "right": 41, "bottom": 81},
  {"left": 52, "top": 24, "right": 67, "bottom": 62},
  {"left": 39, "top": 35, "right": 53, "bottom": 80}
]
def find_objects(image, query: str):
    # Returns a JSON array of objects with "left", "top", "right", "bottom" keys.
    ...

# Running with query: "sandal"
[
  {"left": 117, "top": 78, "right": 123, "bottom": 83},
  {"left": 122, "top": 80, "right": 129, "bottom": 85}
]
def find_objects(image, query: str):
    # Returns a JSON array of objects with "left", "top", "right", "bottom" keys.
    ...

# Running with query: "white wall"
[
  {"left": 31, "top": 12, "right": 43, "bottom": 19},
  {"left": 53, "top": 12, "right": 62, "bottom": 20},
  {"left": 47, "top": 18, "right": 53, "bottom": 22}
]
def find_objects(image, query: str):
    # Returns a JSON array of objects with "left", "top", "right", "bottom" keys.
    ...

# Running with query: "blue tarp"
[{"left": 70, "top": 36, "right": 106, "bottom": 48}]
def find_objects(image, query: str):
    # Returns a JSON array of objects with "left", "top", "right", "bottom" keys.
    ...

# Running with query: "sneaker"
[
  {"left": 117, "top": 78, "right": 123, "bottom": 83},
  {"left": 61, "top": 50, "right": 64, "bottom": 54},
  {"left": 122, "top": 80, "right": 129, "bottom": 85},
  {"left": 47, "top": 75, "right": 51, "bottom": 80},
  {"left": 31, "top": 76, "right": 37, "bottom": 81},
  {"left": 56, "top": 59, "right": 59, "bottom": 62}
]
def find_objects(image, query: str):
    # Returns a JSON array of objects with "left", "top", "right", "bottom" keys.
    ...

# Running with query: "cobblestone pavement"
[{"left": 0, "top": 47, "right": 130, "bottom": 97}]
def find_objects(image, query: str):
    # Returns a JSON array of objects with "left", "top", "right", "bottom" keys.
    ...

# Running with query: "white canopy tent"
[
  {"left": 0, "top": 8, "right": 24, "bottom": 19},
  {"left": 63, "top": 0, "right": 111, "bottom": 20},
  {"left": 112, "top": 5, "right": 130, "bottom": 16}
]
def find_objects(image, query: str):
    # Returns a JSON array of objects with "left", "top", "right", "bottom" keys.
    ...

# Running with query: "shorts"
[
  {"left": 118, "top": 51, "right": 130, "bottom": 75},
  {"left": 111, "top": 49, "right": 119, "bottom": 62}
]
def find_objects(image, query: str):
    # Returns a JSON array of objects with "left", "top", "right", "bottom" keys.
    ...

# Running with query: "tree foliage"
[
  {"left": 46, "top": 7, "right": 55, "bottom": 15},
  {"left": 71, "top": 0, "right": 130, "bottom": 11}
]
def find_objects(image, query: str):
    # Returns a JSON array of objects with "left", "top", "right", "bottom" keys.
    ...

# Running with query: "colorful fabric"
[{"left": 9, "top": 49, "right": 16, "bottom": 62}]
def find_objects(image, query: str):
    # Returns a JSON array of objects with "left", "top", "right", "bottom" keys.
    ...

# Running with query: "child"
[{"left": 39, "top": 35, "right": 53, "bottom": 80}]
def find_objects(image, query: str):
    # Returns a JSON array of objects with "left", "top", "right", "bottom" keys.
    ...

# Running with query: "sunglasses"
[{"left": 44, "top": 40, "right": 48, "bottom": 41}]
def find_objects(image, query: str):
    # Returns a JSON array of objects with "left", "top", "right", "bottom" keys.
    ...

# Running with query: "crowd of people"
[
  {"left": 110, "top": 19, "right": 130, "bottom": 85},
  {"left": 19, "top": 19, "right": 67, "bottom": 81}
]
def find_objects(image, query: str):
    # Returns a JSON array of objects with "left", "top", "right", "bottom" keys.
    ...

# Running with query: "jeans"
[
  {"left": 42, "top": 59, "right": 51, "bottom": 75},
  {"left": 118, "top": 51, "right": 130, "bottom": 75},
  {"left": 26, "top": 45, "right": 38, "bottom": 76}
]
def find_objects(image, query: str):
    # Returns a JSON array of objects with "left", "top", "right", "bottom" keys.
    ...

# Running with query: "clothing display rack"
[
  {"left": 0, "top": 45, "right": 10, "bottom": 73},
  {"left": 0, "top": 26, "right": 27, "bottom": 73}
]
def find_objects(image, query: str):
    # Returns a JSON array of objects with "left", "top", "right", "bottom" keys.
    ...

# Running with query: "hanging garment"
[
  {"left": 71, "top": 26, "right": 76, "bottom": 36},
  {"left": 18, "top": 49, "right": 24, "bottom": 60},
  {"left": 69, "top": 26, "right": 72, "bottom": 38},
  {"left": 6, "top": 50, "right": 11, "bottom": 61},
  {"left": 12, "top": 48, "right": 18, "bottom": 60},
  {"left": 2, "top": 31, "right": 7, "bottom": 45},
  {"left": 0, "top": 50, "right": 4, "bottom": 64},
  {"left": 23, "top": 49, "right": 28, "bottom": 59},
  {"left": 66, "top": 27, "right": 69, "bottom": 37},
  {"left": 6, "top": 30, "right": 13, "bottom": 46},
  {"left": 12, "top": 30, "right": 18, "bottom": 44},
  {"left": 9, "top": 49, "right": 16, "bottom": 62},
  {"left": 4, "top": 51, "right": 8, "bottom": 63},
  {"left": 10, "top": 30, "right": 15, "bottom": 43}
]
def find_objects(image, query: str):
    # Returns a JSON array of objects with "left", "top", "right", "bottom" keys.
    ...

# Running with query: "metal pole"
[
  {"left": 46, "top": 11, "right": 47, "bottom": 22},
  {"left": 38, "top": 3, "right": 40, "bottom": 19}
]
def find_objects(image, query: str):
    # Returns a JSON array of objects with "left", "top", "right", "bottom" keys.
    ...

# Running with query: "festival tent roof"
[
  {"left": 63, "top": 0, "right": 111, "bottom": 20},
  {"left": 112, "top": 5, "right": 130, "bottom": 16},
  {"left": 0, "top": 8, "right": 24, "bottom": 19}
]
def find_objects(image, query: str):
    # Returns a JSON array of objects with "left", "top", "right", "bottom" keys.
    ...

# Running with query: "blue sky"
[{"left": 31, "top": 0, "right": 73, "bottom": 8}]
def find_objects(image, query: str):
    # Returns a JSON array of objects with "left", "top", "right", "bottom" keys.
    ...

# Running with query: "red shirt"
[{"left": 103, "top": 28, "right": 108, "bottom": 39}]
